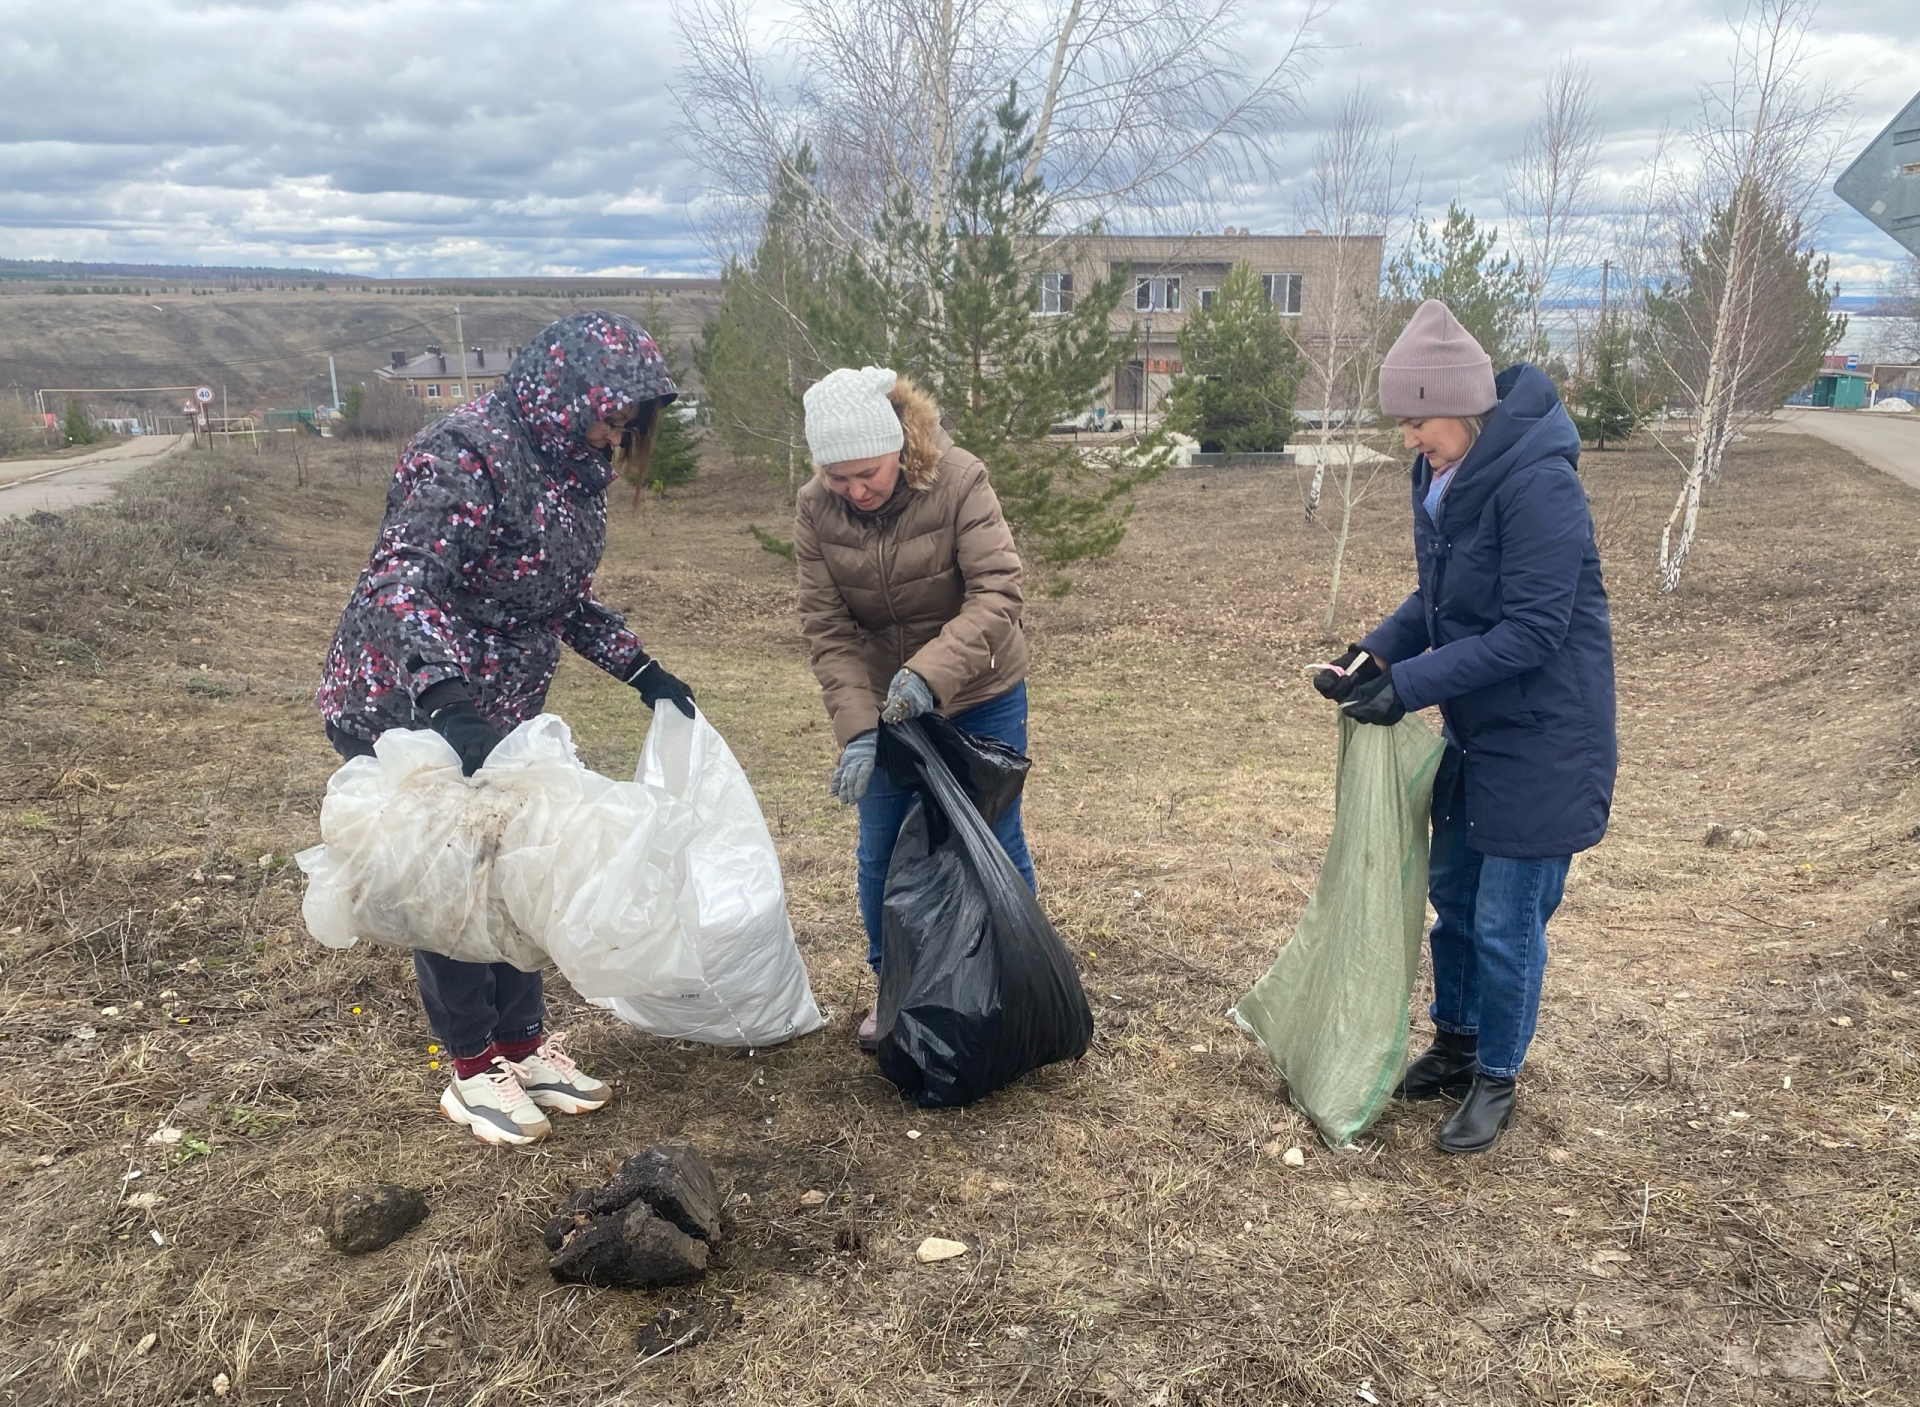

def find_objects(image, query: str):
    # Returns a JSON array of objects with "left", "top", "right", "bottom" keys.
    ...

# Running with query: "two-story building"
[
  {"left": 375, "top": 345, "right": 518, "bottom": 403},
  {"left": 1027, "top": 231, "right": 1383, "bottom": 416}
]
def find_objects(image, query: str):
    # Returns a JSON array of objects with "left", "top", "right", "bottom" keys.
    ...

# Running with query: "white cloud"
[{"left": 0, "top": 0, "right": 1913, "bottom": 287}]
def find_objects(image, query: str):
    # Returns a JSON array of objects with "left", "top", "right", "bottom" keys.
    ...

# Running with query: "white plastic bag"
[
  {"left": 585, "top": 705, "right": 825, "bottom": 1048},
  {"left": 295, "top": 709, "right": 824, "bottom": 1048},
  {"left": 296, "top": 725, "right": 549, "bottom": 969}
]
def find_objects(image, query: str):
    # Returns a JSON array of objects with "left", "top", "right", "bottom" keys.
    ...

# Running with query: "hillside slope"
[{"left": 0, "top": 286, "right": 721, "bottom": 413}]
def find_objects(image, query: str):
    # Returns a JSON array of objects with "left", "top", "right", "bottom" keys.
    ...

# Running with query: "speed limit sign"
[{"left": 195, "top": 386, "right": 213, "bottom": 404}]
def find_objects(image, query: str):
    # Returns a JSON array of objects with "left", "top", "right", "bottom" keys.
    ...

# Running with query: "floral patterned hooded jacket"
[{"left": 317, "top": 312, "right": 676, "bottom": 741}]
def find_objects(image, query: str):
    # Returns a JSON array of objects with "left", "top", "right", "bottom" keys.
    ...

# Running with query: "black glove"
[
  {"left": 1313, "top": 644, "right": 1382, "bottom": 703},
  {"left": 628, "top": 656, "right": 697, "bottom": 719},
  {"left": 1340, "top": 668, "right": 1407, "bottom": 727},
  {"left": 419, "top": 683, "right": 504, "bottom": 775}
]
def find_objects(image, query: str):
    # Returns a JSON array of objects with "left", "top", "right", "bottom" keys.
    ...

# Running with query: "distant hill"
[
  {"left": 0, "top": 258, "right": 350, "bottom": 282},
  {"left": 0, "top": 286, "right": 724, "bottom": 411}
]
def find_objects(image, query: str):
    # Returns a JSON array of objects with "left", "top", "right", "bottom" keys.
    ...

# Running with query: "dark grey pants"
[{"left": 327, "top": 724, "right": 544, "bottom": 1059}]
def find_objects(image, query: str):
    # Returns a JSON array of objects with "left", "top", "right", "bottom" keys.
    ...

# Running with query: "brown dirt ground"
[{"left": 0, "top": 428, "right": 1916, "bottom": 1406}]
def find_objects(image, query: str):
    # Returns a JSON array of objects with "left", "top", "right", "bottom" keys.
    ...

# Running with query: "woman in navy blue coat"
[{"left": 1318, "top": 300, "right": 1617, "bottom": 1154}]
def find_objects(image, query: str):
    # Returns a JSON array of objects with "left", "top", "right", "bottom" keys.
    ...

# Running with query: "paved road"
[
  {"left": 0, "top": 433, "right": 189, "bottom": 519},
  {"left": 1772, "top": 408, "right": 1920, "bottom": 494}
]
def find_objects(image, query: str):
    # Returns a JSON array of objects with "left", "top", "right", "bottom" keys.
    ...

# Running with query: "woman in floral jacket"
[{"left": 317, "top": 311, "right": 696, "bottom": 1147}]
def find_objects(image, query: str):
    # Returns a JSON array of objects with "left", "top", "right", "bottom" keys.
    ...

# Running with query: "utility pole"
[
  {"left": 328, "top": 355, "right": 341, "bottom": 412},
  {"left": 1598, "top": 258, "right": 1610, "bottom": 327},
  {"left": 454, "top": 305, "right": 468, "bottom": 398}
]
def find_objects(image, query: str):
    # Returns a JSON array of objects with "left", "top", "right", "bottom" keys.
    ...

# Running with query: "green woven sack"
[{"left": 1233, "top": 714, "right": 1445, "bottom": 1147}]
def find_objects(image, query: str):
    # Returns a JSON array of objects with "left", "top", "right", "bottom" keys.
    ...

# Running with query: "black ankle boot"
[
  {"left": 1437, "top": 1073, "right": 1517, "bottom": 1154},
  {"left": 1394, "top": 1029, "right": 1478, "bottom": 1100}
]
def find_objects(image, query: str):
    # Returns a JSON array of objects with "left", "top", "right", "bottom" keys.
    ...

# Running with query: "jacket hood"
[
  {"left": 892, "top": 376, "right": 946, "bottom": 491},
  {"left": 1423, "top": 363, "right": 1581, "bottom": 520},
  {"left": 504, "top": 311, "right": 677, "bottom": 476}
]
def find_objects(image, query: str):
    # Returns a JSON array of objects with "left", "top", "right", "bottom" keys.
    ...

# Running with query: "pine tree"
[
  {"left": 62, "top": 400, "right": 97, "bottom": 446},
  {"left": 1645, "top": 194, "right": 1843, "bottom": 427},
  {"left": 811, "top": 88, "right": 1170, "bottom": 569},
  {"left": 1164, "top": 262, "right": 1300, "bottom": 453},
  {"left": 1384, "top": 203, "right": 1527, "bottom": 369},
  {"left": 695, "top": 152, "right": 832, "bottom": 496},
  {"left": 626, "top": 296, "right": 702, "bottom": 504},
  {"left": 1573, "top": 312, "right": 1639, "bottom": 448}
]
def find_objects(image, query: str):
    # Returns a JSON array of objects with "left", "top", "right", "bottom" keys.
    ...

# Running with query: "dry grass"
[{"left": 0, "top": 427, "right": 1916, "bottom": 1406}]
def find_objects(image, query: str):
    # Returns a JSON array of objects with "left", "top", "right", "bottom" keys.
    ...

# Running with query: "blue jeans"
[
  {"left": 1426, "top": 749, "right": 1570, "bottom": 1080},
  {"left": 857, "top": 682, "right": 1038, "bottom": 972}
]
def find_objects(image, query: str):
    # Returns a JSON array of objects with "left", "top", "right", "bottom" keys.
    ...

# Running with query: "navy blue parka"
[{"left": 1359, "top": 364, "right": 1617, "bottom": 858}]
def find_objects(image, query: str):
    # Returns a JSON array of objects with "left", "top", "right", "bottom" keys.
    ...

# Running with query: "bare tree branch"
[{"left": 1504, "top": 59, "right": 1603, "bottom": 366}]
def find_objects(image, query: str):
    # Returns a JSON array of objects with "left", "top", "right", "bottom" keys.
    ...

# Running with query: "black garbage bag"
[{"left": 872, "top": 715, "right": 1093, "bottom": 1107}]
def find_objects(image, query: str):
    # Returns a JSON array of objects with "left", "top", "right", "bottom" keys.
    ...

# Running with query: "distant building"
[
  {"left": 1026, "top": 231, "right": 1385, "bottom": 415},
  {"left": 376, "top": 344, "right": 518, "bottom": 402}
]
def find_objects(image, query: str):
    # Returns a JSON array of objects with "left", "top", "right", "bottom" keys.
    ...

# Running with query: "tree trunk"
[
  {"left": 1322, "top": 459, "right": 1356, "bottom": 630},
  {"left": 1658, "top": 449, "right": 1704, "bottom": 594},
  {"left": 1026, "top": 0, "right": 1085, "bottom": 182}
]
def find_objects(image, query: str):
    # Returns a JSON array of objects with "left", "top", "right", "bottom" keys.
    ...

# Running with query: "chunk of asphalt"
[
  {"left": 321, "top": 1185, "right": 429, "bottom": 1255},
  {"left": 548, "top": 1201, "right": 709, "bottom": 1289}
]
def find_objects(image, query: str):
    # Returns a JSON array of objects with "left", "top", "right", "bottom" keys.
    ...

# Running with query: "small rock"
[
  {"left": 134, "top": 1333, "right": 157, "bottom": 1357},
  {"left": 905, "top": 1130, "right": 922, "bottom": 1141},
  {"left": 549, "top": 1201, "right": 708, "bottom": 1289},
  {"left": 1832, "top": 1016, "right": 1853, "bottom": 1028},
  {"left": 212, "top": 1372, "right": 230, "bottom": 1397},
  {"left": 797, "top": 1189, "right": 828, "bottom": 1208},
  {"left": 916, "top": 1236, "right": 967, "bottom": 1263},
  {"left": 1282, "top": 1147, "right": 1306, "bottom": 1168},
  {"left": 321, "top": 1184, "right": 429, "bottom": 1255},
  {"left": 147, "top": 1127, "right": 184, "bottom": 1147}
]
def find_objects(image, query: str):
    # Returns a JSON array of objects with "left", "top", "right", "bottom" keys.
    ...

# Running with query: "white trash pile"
[{"left": 295, "top": 707, "right": 824, "bottom": 1048}]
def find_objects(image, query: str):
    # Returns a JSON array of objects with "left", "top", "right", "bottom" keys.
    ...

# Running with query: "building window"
[
  {"left": 426, "top": 384, "right": 442, "bottom": 398},
  {"left": 1262, "top": 273, "right": 1303, "bottom": 315},
  {"left": 1039, "top": 272, "right": 1073, "bottom": 314},
  {"left": 405, "top": 383, "right": 417, "bottom": 398},
  {"left": 1135, "top": 276, "right": 1181, "bottom": 312},
  {"left": 1198, "top": 287, "right": 1218, "bottom": 311}
]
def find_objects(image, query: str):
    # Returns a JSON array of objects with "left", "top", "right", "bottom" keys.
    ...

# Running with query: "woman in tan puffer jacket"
[{"left": 794, "top": 366, "right": 1036, "bottom": 1048}]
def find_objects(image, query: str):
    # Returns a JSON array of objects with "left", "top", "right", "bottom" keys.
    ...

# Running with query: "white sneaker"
[
  {"left": 439, "top": 1059, "right": 553, "bottom": 1146},
  {"left": 510, "top": 1032, "right": 610, "bottom": 1115}
]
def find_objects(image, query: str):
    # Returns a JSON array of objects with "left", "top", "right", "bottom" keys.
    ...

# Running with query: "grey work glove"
[
  {"left": 830, "top": 731, "right": 878, "bottom": 805},
  {"left": 880, "top": 668, "right": 936, "bottom": 725}
]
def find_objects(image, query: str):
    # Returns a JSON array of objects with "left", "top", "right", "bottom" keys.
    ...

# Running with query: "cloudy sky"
[{"left": 0, "top": 0, "right": 1913, "bottom": 288}]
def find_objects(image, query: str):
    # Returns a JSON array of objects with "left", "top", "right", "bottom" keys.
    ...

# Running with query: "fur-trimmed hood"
[{"left": 890, "top": 375, "right": 946, "bottom": 491}]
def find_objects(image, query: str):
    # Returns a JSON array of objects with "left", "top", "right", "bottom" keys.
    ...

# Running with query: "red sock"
[
  {"left": 493, "top": 1033, "right": 543, "bottom": 1064},
  {"left": 452, "top": 1052, "right": 496, "bottom": 1080}
]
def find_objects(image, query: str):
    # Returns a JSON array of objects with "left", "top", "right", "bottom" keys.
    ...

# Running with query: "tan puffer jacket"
[{"left": 794, "top": 381, "right": 1028, "bottom": 746}]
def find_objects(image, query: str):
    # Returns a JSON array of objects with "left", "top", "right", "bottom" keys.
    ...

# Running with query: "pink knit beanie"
[{"left": 1378, "top": 299, "right": 1497, "bottom": 418}]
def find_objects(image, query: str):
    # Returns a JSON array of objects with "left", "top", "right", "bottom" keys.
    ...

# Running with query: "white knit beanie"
[{"left": 804, "top": 366, "right": 904, "bottom": 466}]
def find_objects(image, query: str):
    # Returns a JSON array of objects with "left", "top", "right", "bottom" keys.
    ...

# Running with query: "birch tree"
[
  {"left": 671, "top": 0, "right": 1322, "bottom": 261},
  {"left": 1294, "top": 87, "right": 1406, "bottom": 524},
  {"left": 1643, "top": 0, "right": 1849, "bottom": 593},
  {"left": 1503, "top": 60, "right": 1603, "bottom": 367}
]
